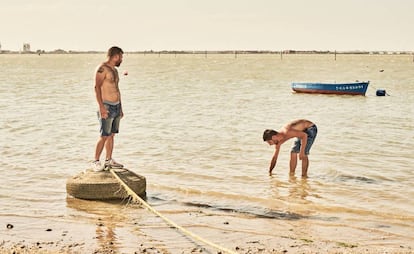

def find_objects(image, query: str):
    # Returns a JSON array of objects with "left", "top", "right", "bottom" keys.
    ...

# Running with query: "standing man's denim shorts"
[
  {"left": 97, "top": 101, "right": 121, "bottom": 136},
  {"left": 291, "top": 125, "right": 318, "bottom": 155}
]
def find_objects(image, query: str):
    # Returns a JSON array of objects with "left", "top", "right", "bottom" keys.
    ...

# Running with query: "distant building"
[{"left": 23, "top": 43, "right": 31, "bottom": 52}]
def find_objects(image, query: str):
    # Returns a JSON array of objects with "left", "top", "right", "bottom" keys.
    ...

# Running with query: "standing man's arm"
[
  {"left": 114, "top": 67, "right": 124, "bottom": 118},
  {"left": 95, "top": 66, "right": 108, "bottom": 119},
  {"left": 119, "top": 93, "right": 124, "bottom": 118}
]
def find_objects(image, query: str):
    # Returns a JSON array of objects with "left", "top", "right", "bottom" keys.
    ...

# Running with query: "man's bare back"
[{"left": 281, "top": 119, "right": 315, "bottom": 133}]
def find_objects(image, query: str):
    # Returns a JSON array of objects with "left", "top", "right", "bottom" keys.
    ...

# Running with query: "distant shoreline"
[{"left": 1, "top": 49, "right": 413, "bottom": 55}]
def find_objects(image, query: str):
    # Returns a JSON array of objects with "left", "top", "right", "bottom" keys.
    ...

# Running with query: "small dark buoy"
[
  {"left": 376, "top": 89, "right": 387, "bottom": 96},
  {"left": 6, "top": 224, "right": 14, "bottom": 229},
  {"left": 379, "top": 69, "right": 384, "bottom": 72}
]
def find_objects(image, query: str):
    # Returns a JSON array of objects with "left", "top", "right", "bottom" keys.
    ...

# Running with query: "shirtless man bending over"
[
  {"left": 263, "top": 119, "right": 318, "bottom": 177},
  {"left": 92, "top": 46, "right": 124, "bottom": 171}
]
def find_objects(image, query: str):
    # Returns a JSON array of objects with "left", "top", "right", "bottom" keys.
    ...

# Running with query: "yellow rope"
[{"left": 110, "top": 169, "right": 238, "bottom": 254}]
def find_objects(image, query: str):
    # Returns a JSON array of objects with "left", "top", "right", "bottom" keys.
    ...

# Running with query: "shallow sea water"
[{"left": 1, "top": 53, "right": 413, "bottom": 252}]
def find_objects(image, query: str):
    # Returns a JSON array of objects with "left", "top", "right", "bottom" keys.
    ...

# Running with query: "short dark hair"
[
  {"left": 107, "top": 46, "right": 124, "bottom": 58},
  {"left": 263, "top": 129, "right": 278, "bottom": 141}
]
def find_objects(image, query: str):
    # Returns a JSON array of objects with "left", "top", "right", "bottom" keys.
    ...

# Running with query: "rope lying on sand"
[{"left": 109, "top": 169, "right": 238, "bottom": 254}]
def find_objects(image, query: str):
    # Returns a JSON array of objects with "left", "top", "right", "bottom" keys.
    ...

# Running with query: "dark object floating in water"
[{"left": 376, "top": 89, "right": 387, "bottom": 96}]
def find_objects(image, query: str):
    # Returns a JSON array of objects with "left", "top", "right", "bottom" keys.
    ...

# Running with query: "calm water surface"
[{"left": 1, "top": 53, "right": 413, "bottom": 251}]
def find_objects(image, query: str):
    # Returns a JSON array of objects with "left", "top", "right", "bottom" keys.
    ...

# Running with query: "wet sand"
[{"left": 2, "top": 207, "right": 412, "bottom": 254}]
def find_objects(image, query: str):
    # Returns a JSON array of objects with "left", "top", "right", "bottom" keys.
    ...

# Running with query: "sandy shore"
[
  {"left": 1, "top": 237, "right": 412, "bottom": 254},
  {"left": 2, "top": 195, "right": 412, "bottom": 254},
  {"left": 2, "top": 206, "right": 413, "bottom": 254}
]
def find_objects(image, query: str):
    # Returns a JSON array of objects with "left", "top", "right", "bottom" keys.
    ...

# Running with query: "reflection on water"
[
  {"left": 66, "top": 198, "right": 124, "bottom": 252},
  {"left": 287, "top": 176, "right": 311, "bottom": 200},
  {"left": 95, "top": 220, "right": 116, "bottom": 252}
]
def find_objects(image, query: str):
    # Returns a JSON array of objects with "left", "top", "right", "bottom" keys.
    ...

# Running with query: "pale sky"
[{"left": 1, "top": 0, "right": 413, "bottom": 52}]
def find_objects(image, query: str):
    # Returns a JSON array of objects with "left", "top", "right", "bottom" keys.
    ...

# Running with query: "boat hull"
[{"left": 291, "top": 82, "right": 369, "bottom": 96}]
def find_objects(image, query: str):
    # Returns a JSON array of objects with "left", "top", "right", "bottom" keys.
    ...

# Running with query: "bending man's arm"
[
  {"left": 269, "top": 145, "right": 281, "bottom": 175},
  {"left": 287, "top": 130, "right": 308, "bottom": 160}
]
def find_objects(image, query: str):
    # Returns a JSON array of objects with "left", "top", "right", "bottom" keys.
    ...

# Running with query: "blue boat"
[{"left": 291, "top": 81, "right": 369, "bottom": 96}]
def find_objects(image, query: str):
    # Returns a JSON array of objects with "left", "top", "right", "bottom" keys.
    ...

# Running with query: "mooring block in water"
[{"left": 66, "top": 168, "right": 146, "bottom": 200}]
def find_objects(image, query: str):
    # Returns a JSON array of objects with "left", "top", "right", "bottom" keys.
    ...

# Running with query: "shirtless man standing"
[
  {"left": 92, "top": 46, "right": 124, "bottom": 171},
  {"left": 263, "top": 119, "right": 317, "bottom": 177}
]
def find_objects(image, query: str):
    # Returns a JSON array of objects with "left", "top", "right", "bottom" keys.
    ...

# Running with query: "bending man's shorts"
[
  {"left": 291, "top": 125, "right": 318, "bottom": 155},
  {"left": 97, "top": 102, "right": 121, "bottom": 136}
]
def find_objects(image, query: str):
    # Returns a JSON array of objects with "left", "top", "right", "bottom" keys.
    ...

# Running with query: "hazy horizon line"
[{"left": 1, "top": 49, "right": 414, "bottom": 55}]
